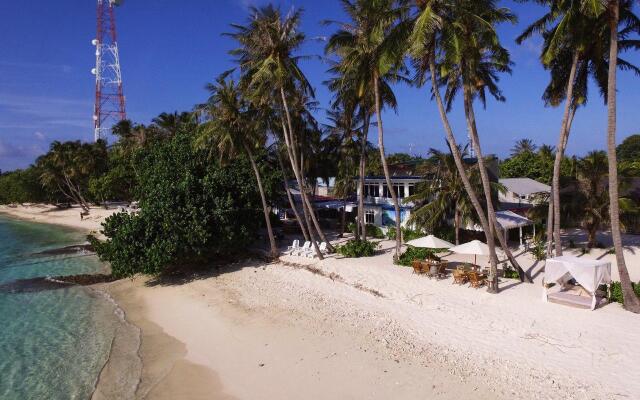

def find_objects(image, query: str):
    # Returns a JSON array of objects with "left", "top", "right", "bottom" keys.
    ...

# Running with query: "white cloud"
[{"left": 34, "top": 131, "right": 46, "bottom": 140}]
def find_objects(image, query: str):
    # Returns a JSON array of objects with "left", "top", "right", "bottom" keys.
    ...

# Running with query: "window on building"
[
  {"left": 365, "top": 210, "right": 375, "bottom": 224},
  {"left": 382, "top": 185, "right": 390, "bottom": 198},
  {"left": 393, "top": 184, "right": 405, "bottom": 199},
  {"left": 408, "top": 184, "right": 416, "bottom": 197},
  {"left": 364, "top": 183, "right": 379, "bottom": 197}
]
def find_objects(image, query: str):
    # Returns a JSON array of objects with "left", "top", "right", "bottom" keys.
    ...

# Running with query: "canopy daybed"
[{"left": 543, "top": 256, "right": 612, "bottom": 310}]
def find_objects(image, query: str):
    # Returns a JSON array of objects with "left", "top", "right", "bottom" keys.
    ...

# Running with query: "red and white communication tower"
[{"left": 91, "top": 0, "right": 126, "bottom": 142}]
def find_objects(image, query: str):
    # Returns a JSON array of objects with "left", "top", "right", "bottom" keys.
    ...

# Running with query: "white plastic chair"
[
  {"left": 286, "top": 240, "right": 300, "bottom": 255},
  {"left": 294, "top": 241, "right": 311, "bottom": 256},
  {"left": 309, "top": 242, "right": 328, "bottom": 258}
]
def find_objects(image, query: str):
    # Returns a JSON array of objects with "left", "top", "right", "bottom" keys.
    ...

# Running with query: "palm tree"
[
  {"left": 436, "top": 0, "right": 524, "bottom": 291},
  {"left": 406, "top": 0, "right": 531, "bottom": 289},
  {"left": 511, "top": 139, "right": 538, "bottom": 157},
  {"left": 324, "top": 106, "right": 362, "bottom": 237},
  {"left": 517, "top": 0, "right": 640, "bottom": 260},
  {"left": 195, "top": 77, "right": 278, "bottom": 258},
  {"left": 605, "top": 0, "right": 640, "bottom": 312},
  {"left": 152, "top": 111, "right": 197, "bottom": 138},
  {"left": 325, "top": 68, "right": 370, "bottom": 240},
  {"left": 407, "top": 146, "right": 480, "bottom": 245},
  {"left": 325, "top": 0, "right": 408, "bottom": 259},
  {"left": 226, "top": 5, "right": 330, "bottom": 259},
  {"left": 37, "top": 140, "right": 108, "bottom": 214}
]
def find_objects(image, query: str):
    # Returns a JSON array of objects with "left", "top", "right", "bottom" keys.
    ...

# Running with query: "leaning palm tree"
[
  {"left": 406, "top": 0, "right": 531, "bottom": 289},
  {"left": 226, "top": 5, "right": 330, "bottom": 259},
  {"left": 517, "top": 0, "right": 640, "bottom": 259},
  {"left": 325, "top": 0, "right": 408, "bottom": 259},
  {"left": 195, "top": 77, "right": 278, "bottom": 258},
  {"left": 604, "top": 0, "right": 640, "bottom": 312},
  {"left": 436, "top": 0, "right": 523, "bottom": 291}
]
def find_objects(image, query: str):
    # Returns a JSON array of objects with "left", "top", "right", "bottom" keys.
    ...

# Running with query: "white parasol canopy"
[
  {"left": 449, "top": 240, "right": 502, "bottom": 264},
  {"left": 406, "top": 235, "right": 454, "bottom": 249},
  {"left": 544, "top": 256, "right": 612, "bottom": 310}
]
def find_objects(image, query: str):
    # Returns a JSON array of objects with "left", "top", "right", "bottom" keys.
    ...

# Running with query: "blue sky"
[{"left": 0, "top": 0, "right": 638, "bottom": 171}]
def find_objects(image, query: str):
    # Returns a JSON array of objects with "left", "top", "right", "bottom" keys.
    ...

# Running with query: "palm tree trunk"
[
  {"left": 244, "top": 143, "right": 278, "bottom": 258},
  {"left": 279, "top": 93, "right": 327, "bottom": 258},
  {"left": 373, "top": 72, "right": 402, "bottom": 259},
  {"left": 358, "top": 113, "right": 371, "bottom": 241},
  {"left": 551, "top": 52, "right": 580, "bottom": 257},
  {"left": 454, "top": 206, "right": 461, "bottom": 245},
  {"left": 277, "top": 148, "right": 310, "bottom": 241},
  {"left": 461, "top": 87, "right": 503, "bottom": 291},
  {"left": 279, "top": 117, "right": 324, "bottom": 259},
  {"left": 546, "top": 191, "right": 554, "bottom": 257},
  {"left": 462, "top": 87, "right": 531, "bottom": 283},
  {"left": 280, "top": 88, "right": 335, "bottom": 253},
  {"left": 428, "top": 57, "right": 499, "bottom": 292},
  {"left": 340, "top": 198, "right": 347, "bottom": 237},
  {"left": 606, "top": 0, "right": 640, "bottom": 313}
]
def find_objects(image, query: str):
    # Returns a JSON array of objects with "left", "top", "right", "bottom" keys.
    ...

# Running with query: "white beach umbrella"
[
  {"left": 406, "top": 235, "right": 454, "bottom": 249},
  {"left": 449, "top": 240, "right": 502, "bottom": 265}
]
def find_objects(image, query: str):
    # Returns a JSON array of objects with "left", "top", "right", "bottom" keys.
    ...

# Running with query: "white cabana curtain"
[{"left": 544, "top": 256, "right": 612, "bottom": 310}]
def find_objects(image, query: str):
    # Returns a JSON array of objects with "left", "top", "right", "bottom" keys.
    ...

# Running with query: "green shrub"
[
  {"left": 396, "top": 247, "right": 442, "bottom": 266},
  {"left": 529, "top": 239, "right": 546, "bottom": 261},
  {"left": 91, "top": 132, "right": 281, "bottom": 278},
  {"left": 607, "top": 281, "right": 640, "bottom": 304},
  {"left": 386, "top": 227, "right": 424, "bottom": 242},
  {"left": 348, "top": 222, "right": 385, "bottom": 239},
  {"left": 503, "top": 265, "right": 520, "bottom": 279},
  {"left": 336, "top": 240, "right": 379, "bottom": 258}
]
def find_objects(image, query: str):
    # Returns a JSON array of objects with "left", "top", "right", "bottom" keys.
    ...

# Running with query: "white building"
[
  {"left": 358, "top": 176, "right": 423, "bottom": 228},
  {"left": 498, "top": 178, "right": 550, "bottom": 209}
]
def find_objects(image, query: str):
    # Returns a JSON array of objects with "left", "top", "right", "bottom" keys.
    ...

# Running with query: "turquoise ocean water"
[{"left": 0, "top": 215, "right": 120, "bottom": 399}]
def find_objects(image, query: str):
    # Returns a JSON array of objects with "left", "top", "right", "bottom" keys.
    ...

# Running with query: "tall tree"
[
  {"left": 517, "top": 0, "right": 640, "bottom": 258},
  {"left": 226, "top": 5, "right": 331, "bottom": 258},
  {"left": 37, "top": 140, "right": 108, "bottom": 214},
  {"left": 406, "top": 0, "right": 530, "bottom": 289},
  {"left": 511, "top": 139, "right": 538, "bottom": 156},
  {"left": 605, "top": 0, "right": 640, "bottom": 313},
  {"left": 325, "top": 0, "right": 408, "bottom": 259},
  {"left": 196, "top": 77, "right": 278, "bottom": 258},
  {"left": 436, "top": 0, "right": 523, "bottom": 291}
]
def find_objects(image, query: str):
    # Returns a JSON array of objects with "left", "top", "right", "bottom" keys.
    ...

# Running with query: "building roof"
[
  {"left": 495, "top": 210, "right": 533, "bottom": 229},
  {"left": 499, "top": 178, "right": 550, "bottom": 196}
]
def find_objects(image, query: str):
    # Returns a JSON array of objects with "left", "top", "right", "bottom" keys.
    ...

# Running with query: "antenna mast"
[{"left": 92, "top": 0, "right": 126, "bottom": 142}]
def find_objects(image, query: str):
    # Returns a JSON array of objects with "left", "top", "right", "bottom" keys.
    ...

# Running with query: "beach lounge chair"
[
  {"left": 293, "top": 241, "right": 311, "bottom": 256},
  {"left": 468, "top": 271, "right": 487, "bottom": 288},
  {"left": 286, "top": 240, "right": 300, "bottom": 255}
]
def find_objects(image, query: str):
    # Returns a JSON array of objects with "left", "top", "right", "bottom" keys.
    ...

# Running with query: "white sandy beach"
[
  {"left": 96, "top": 238, "right": 640, "bottom": 400},
  {"left": 0, "top": 204, "right": 116, "bottom": 233},
  {"left": 2, "top": 205, "right": 639, "bottom": 399}
]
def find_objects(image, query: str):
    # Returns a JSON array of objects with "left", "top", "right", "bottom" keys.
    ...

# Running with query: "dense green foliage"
[
  {"left": 608, "top": 281, "right": 640, "bottom": 304},
  {"left": 0, "top": 167, "right": 51, "bottom": 204},
  {"left": 386, "top": 226, "right": 424, "bottom": 242},
  {"left": 500, "top": 146, "right": 574, "bottom": 185},
  {"left": 347, "top": 222, "right": 385, "bottom": 239},
  {"left": 396, "top": 247, "right": 443, "bottom": 267},
  {"left": 91, "top": 132, "right": 281, "bottom": 277},
  {"left": 617, "top": 135, "right": 640, "bottom": 163},
  {"left": 336, "top": 239, "right": 379, "bottom": 258}
]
